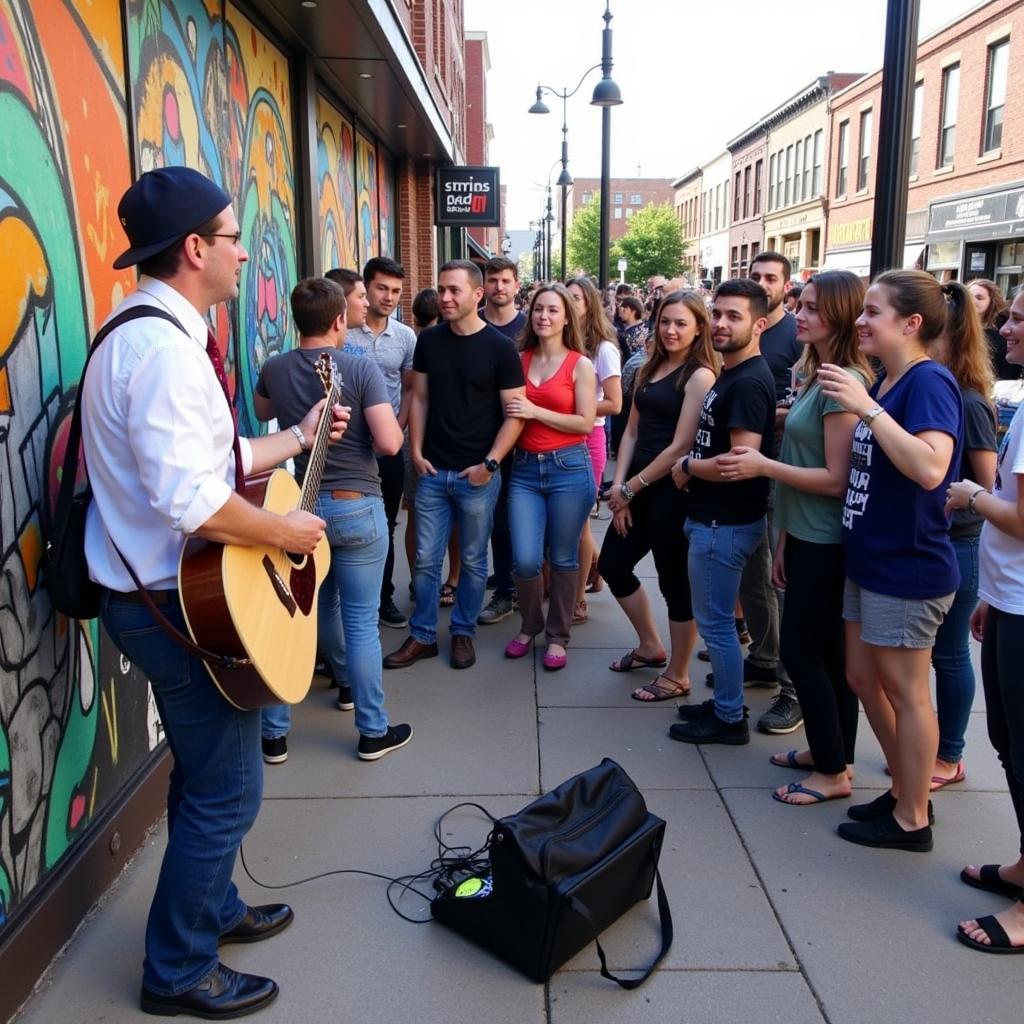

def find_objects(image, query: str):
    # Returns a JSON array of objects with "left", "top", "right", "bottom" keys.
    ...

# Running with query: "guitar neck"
[{"left": 297, "top": 380, "right": 339, "bottom": 513}]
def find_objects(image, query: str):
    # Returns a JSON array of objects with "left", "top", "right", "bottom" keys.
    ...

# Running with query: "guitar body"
[{"left": 178, "top": 468, "right": 329, "bottom": 709}]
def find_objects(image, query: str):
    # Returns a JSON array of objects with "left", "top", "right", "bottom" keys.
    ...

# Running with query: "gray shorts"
[
  {"left": 842, "top": 578, "right": 954, "bottom": 649},
  {"left": 401, "top": 435, "right": 418, "bottom": 504}
]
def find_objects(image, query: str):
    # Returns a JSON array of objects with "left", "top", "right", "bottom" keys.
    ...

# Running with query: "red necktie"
[{"left": 206, "top": 330, "right": 246, "bottom": 493}]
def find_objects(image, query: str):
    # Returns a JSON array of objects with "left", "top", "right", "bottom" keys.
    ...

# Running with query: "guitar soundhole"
[
  {"left": 290, "top": 560, "right": 316, "bottom": 616},
  {"left": 286, "top": 551, "right": 304, "bottom": 567}
]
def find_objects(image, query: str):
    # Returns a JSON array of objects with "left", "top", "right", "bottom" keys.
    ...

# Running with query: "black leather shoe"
[
  {"left": 140, "top": 963, "right": 278, "bottom": 1019},
  {"left": 220, "top": 903, "right": 293, "bottom": 945},
  {"left": 669, "top": 711, "right": 750, "bottom": 745}
]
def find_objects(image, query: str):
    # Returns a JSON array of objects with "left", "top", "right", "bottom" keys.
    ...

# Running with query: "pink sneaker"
[
  {"left": 505, "top": 637, "right": 532, "bottom": 659},
  {"left": 543, "top": 650, "right": 567, "bottom": 671}
]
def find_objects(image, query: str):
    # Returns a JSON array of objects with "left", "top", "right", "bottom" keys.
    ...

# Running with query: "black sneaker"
[
  {"left": 705, "top": 661, "right": 779, "bottom": 689},
  {"left": 261, "top": 736, "right": 288, "bottom": 764},
  {"left": 756, "top": 693, "right": 804, "bottom": 734},
  {"left": 677, "top": 699, "right": 749, "bottom": 721},
  {"left": 848, "top": 792, "right": 935, "bottom": 826},
  {"left": 336, "top": 684, "right": 354, "bottom": 711},
  {"left": 379, "top": 598, "right": 408, "bottom": 629},
  {"left": 669, "top": 712, "right": 750, "bottom": 745},
  {"left": 837, "top": 813, "right": 933, "bottom": 853},
  {"left": 357, "top": 723, "right": 413, "bottom": 761}
]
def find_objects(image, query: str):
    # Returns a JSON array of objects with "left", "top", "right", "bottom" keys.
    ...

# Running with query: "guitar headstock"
[{"left": 314, "top": 352, "right": 342, "bottom": 398}]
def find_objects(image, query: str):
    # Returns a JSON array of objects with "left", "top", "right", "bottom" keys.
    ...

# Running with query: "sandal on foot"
[
  {"left": 610, "top": 648, "right": 668, "bottom": 673},
  {"left": 631, "top": 674, "right": 691, "bottom": 702},
  {"left": 960, "top": 865, "right": 1024, "bottom": 900},
  {"left": 572, "top": 599, "right": 588, "bottom": 625},
  {"left": 772, "top": 782, "right": 838, "bottom": 806},
  {"left": 439, "top": 583, "right": 456, "bottom": 608},
  {"left": 956, "top": 915, "right": 1024, "bottom": 954},
  {"left": 769, "top": 750, "right": 815, "bottom": 771},
  {"left": 931, "top": 763, "right": 966, "bottom": 791}
]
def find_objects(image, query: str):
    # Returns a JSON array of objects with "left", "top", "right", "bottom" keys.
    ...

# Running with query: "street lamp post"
[{"left": 529, "top": 0, "right": 621, "bottom": 286}]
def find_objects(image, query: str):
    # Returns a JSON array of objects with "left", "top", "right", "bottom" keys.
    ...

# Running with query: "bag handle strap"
[
  {"left": 567, "top": 866, "right": 673, "bottom": 990},
  {"left": 61, "top": 306, "right": 249, "bottom": 672}
]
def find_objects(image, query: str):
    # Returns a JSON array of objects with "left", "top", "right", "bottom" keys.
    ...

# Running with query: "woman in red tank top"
[{"left": 503, "top": 284, "right": 597, "bottom": 670}]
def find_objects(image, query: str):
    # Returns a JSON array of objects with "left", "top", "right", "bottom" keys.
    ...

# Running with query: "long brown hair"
[
  {"left": 797, "top": 271, "right": 873, "bottom": 381},
  {"left": 970, "top": 278, "right": 1009, "bottom": 329},
  {"left": 635, "top": 290, "right": 718, "bottom": 391},
  {"left": 565, "top": 275, "right": 616, "bottom": 358},
  {"left": 518, "top": 282, "right": 585, "bottom": 354}
]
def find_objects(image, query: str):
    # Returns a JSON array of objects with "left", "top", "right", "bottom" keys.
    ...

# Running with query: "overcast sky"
[{"left": 463, "top": 0, "right": 982, "bottom": 230}]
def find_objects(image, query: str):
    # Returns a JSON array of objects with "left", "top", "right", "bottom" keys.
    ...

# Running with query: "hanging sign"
[{"left": 436, "top": 165, "right": 501, "bottom": 226}]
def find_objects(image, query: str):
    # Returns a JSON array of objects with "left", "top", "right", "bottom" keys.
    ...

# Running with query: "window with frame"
[
  {"left": 983, "top": 40, "right": 1009, "bottom": 153},
  {"left": 812, "top": 130, "right": 823, "bottom": 196},
  {"left": 625, "top": 207, "right": 634, "bottom": 219},
  {"left": 714, "top": 183, "right": 720, "bottom": 229},
  {"left": 910, "top": 82, "right": 923, "bottom": 176},
  {"left": 776, "top": 150, "right": 784, "bottom": 208},
  {"left": 734, "top": 171, "right": 742, "bottom": 220},
  {"left": 857, "top": 110, "right": 872, "bottom": 191},
  {"left": 768, "top": 153, "right": 777, "bottom": 210},
  {"left": 614, "top": 207, "right": 622, "bottom": 219},
  {"left": 614, "top": 192, "right": 623, "bottom": 205},
  {"left": 582, "top": 192, "right": 592, "bottom": 205},
  {"left": 740, "top": 243, "right": 749, "bottom": 278},
  {"left": 784, "top": 145, "right": 793, "bottom": 206},
  {"left": 630, "top": 193, "right": 642, "bottom": 205},
  {"left": 754, "top": 159, "right": 763, "bottom": 214},
  {"left": 837, "top": 120, "right": 849, "bottom": 195},
  {"left": 802, "top": 134, "right": 811, "bottom": 198},
  {"left": 743, "top": 165, "right": 752, "bottom": 219},
  {"left": 939, "top": 63, "right": 959, "bottom": 167},
  {"left": 731, "top": 246, "right": 739, "bottom": 278},
  {"left": 794, "top": 140, "right": 803, "bottom": 203}
]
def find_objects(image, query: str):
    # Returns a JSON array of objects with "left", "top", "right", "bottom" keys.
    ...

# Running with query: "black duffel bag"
[{"left": 431, "top": 758, "right": 672, "bottom": 987}]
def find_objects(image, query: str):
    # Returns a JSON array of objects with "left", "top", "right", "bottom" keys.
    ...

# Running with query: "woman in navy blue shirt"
[{"left": 818, "top": 270, "right": 964, "bottom": 853}]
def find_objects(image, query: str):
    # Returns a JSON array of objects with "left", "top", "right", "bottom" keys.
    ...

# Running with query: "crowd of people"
[{"left": 79, "top": 164, "right": 1024, "bottom": 1019}]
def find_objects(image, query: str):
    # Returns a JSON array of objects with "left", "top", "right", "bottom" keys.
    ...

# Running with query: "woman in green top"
[{"left": 720, "top": 271, "right": 873, "bottom": 805}]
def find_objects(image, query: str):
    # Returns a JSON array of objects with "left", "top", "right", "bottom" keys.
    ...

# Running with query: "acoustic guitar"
[{"left": 178, "top": 353, "right": 339, "bottom": 709}]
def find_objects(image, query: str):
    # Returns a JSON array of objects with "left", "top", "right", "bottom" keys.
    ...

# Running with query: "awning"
[
  {"left": 822, "top": 243, "right": 924, "bottom": 277},
  {"left": 466, "top": 233, "right": 492, "bottom": 261}
]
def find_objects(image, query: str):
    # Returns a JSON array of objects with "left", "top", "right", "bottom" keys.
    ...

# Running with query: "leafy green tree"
[
  {"left": 566, "top": 198, "right": 602, "bottom": 279},
  {"left": 612, "top": 203, "right": 686, "bottom": 283}
]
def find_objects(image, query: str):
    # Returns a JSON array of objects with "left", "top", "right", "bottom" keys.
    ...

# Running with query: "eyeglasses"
[{"left": 200, "top": 232, "right": 242, "bottom": 246}]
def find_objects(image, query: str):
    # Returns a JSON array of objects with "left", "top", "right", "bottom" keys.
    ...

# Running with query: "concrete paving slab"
[
  {"left": 559, "top": 790, "right": 796, "bottom": 973},
  {"left": 549, "top": 970, "right": 825, "bottom": 1024},
  {"left": 722, "top": 787, "right": 1022, "bottom": 1024},
  {"left": 538, "top": 708, "right": 712, "bottom": 793}
]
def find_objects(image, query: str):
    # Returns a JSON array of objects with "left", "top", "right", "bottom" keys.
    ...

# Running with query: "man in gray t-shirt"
[{"left": 343, "top": 257, "right": 417, "bottom": 628}]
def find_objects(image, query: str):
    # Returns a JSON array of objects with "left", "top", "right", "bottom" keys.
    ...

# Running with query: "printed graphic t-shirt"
[
  {"left": 842, "top": 360, "right": 964, "bottom": 599},
  {"left": 980, "top": 402, "right": 1024, "bottom": 614}
]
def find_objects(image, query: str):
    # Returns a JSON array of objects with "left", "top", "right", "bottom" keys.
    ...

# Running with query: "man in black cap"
[{"left": 81, "top": 166, "right": 345, "bottom": 1019}]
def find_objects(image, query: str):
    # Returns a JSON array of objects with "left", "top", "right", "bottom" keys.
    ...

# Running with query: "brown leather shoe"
[
  {"left": 383, "top": 636, "right": 438, "bottom": 669},
  {"left": 450, "top": 635, "right": 476, "bottom": 669}
]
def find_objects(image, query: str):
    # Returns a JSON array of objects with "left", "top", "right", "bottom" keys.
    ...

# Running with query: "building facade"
[
  {"left": 0, "top": 0, "right": 468, "bottom": 1013},
  {"left": 573, "top": 176, "right": 675, "bottom": 242},
  {"left": 464, "top": 30, "right": 499, "bottom": 256},
  {"left": 697, "top": 151, "right": 733, "bottom": 285},
  {"left": 825, "top": 0, "right": 1024, "bottom": 284},
  {"left": 673, "top": 168, "right": 703, "bottom": 284},
  {"left": 727, "top": 126, "right": 767, "bottom": 279}
]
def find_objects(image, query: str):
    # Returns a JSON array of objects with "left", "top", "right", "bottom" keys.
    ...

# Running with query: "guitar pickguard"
[
  {"left": 290, "top": 559, "right": 316, "bottom": 616},
  {"left": 262, "top": 555, "right": 297, "bottom": 617}
]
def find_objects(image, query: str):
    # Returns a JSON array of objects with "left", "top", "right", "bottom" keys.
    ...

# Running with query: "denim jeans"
[
  {"left": 685, "top": 518, "right": 766, "bottom": 723},
  {"left": 490, "top": 454, "right": 515, "bottom": 597},
  {"left": 932, "top": 534, "right": 980, "bottom": 763},
  {"left": 410, "top": 469, "right": 501, "bottom": 642},
  {"left": 508, "top": 444, "right": 595, "bottom": 575},
  {"left": 261, "top": 702, "right": 290, "bottom": 739},
  {"left": 101, "top": 590, "right": 260, "bottom": 996},
  {"left": 314, "top": 494, "right": 389, "bottom": 737}
]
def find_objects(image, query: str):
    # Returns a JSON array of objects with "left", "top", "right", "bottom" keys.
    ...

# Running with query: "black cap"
[{"left": 113, "top": 166, "right": 232, "bottom": 270}]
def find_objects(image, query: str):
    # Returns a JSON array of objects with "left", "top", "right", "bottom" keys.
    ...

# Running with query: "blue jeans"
[
  {"left": 685, "top": 518, "right": 766, "bottom": 723},
  {"left": 101, "top": 590, "right": 260, "bottom": 996},
  {"left": 508, "top": 445, "right": 595, "bottom": 574},
  {"left": 932, "top": 534, "right": 980, "bottom": 763},
  {"left": 315, "top": 494, "right": 389, "bottom": 737},
  {"left": 410, "top": 469, "right": 501, "bottom": 642}
]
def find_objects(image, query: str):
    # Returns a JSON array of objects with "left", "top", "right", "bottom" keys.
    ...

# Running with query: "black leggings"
[
  {"left": 981, "top": 606, "right": 1024, "bottom": 855},
  {"left": 779, "top": 537, "right": 857, "bottom": 775},
  {"left": 598, "top": 476, "right": 692, "bottom": 622}
]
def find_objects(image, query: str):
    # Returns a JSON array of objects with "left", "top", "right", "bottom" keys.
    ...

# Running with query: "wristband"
[
  {"left": 290, "top": 424, "right": 309, "bottom": 452},
  {"left": 860, "top": 405, "right": 884, "bottom": 427},
  {"left": 968, "top": 487, "right": 987, "bottom": 515},
  {"left": 637, "top": 473, "right": 650, "bottom": 489},
  {"left": 680, "top": 456, "right": 691, "bottom": 476}
]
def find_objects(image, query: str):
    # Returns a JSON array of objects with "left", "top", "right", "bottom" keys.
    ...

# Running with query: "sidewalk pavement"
[{"left": 12, "top": 503, "right": 1020, "bottom": 1024}]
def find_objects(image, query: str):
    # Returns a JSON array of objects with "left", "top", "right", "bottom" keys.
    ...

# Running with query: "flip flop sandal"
[
  {"left": 960, "top": 865, "right": 1024, "bottom": 900},
  {"left": 609, "top": 648, "right": 668, "bottom": 673},
  {"left": 956, "top": 915, "right": 1024, "bottom": 954},
  {"left": 631, "top": 674, "right": 691, "bottom": 702},
  {"left": 770, "top": 750, "right": 815, "bottom": 770},
  {"left": 439, "top": 584, "right": 456, "bottom": 608},
  {"left": 931, "top": 764, "right": 966, "bottom": 791},
  {"left": 772, "top": 782, "right": 833, "bottom": 806}
]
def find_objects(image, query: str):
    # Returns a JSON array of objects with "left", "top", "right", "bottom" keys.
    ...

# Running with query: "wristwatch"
[
  {"left": 619, "top": 481, "right": 635, "bottom": 502},
  {"left": 483, "top": 457, "right": 500, "bottom": 474},
  {"left": 680, "top": 456, "right": 691, "bottom": 476},
  {"left": 860, "top": 405, "right": 884, "bottom": 427}
]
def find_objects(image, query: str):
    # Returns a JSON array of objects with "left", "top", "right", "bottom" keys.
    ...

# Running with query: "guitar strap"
[{"left": 88, "top": 305, "right": 251, "bottom": 672}]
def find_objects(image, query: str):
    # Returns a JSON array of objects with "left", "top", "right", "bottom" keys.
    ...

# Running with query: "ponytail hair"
[{"left": 941, "top": 280, "right": 994, "bottom": 397}]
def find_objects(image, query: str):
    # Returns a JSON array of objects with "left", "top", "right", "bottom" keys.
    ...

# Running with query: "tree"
[
  {"left": 566, "top": 198, "right": 602, "bottom": 280},
  {"left": 612, "top": 203, "right": 686, "bottom": 284}
]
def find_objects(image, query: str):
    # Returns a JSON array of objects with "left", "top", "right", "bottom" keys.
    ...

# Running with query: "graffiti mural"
[
  {"left": 126, "top": 0, "right": 298, "bottom": 436},
  {"left": 356, "top": 130, "right": 379, "bottom": 263},
  {"left": 0, "top": 0, "right": 162, "bottom": 931},
  {"left": 316, "top": 94, "right": 358, "bottom": 274},
  {"left": 378, "top": 149, "right": 396, "bottom": 259}
]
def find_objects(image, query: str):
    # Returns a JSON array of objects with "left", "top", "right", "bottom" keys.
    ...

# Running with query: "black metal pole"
[
  {"left": 560, "top": 186, "right": 568, "bottom": 279},
  {"left": 598, "top": 7, "right": 613, "bottom": 290},
  {"left": 870, "top": 0, "right": 921, "bottom": 279},
  {"left": 546, "top": 188, "right": 553, "bottom": 281}
]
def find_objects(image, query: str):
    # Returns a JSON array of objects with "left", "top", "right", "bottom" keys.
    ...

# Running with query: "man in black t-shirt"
[
  {"left": 383, "top": 260, "right": 525, "bottom": 671},
  {"left": 669, "top": 279, "right": 775, "bottom": 746}
]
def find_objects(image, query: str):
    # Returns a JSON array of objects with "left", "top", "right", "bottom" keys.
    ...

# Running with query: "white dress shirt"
[{"left": 82, "top": 276, "right": 253, "bottom": 591}]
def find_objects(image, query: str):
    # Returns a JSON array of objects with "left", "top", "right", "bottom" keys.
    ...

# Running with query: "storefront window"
[{"left": 928, "top": 240, "right": 961, "bottom": 269}]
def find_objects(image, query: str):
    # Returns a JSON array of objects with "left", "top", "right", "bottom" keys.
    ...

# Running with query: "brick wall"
[{"left": 397, "top": 157, "right": 437, "bottom": 320}]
